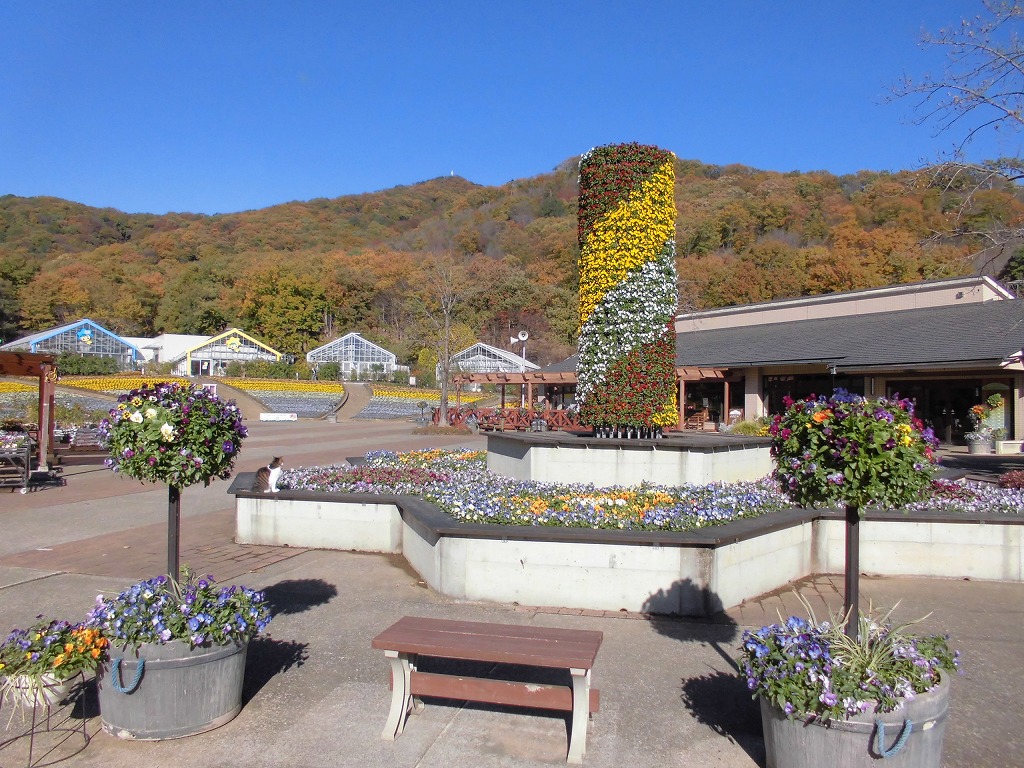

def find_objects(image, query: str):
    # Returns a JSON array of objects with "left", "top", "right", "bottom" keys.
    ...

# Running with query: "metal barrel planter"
[
  {"left": 760, "top": 674, "right": 950, "bottom": 767},
  {"left": 97, "top": 639, "right": 248, "bottom": 740}
]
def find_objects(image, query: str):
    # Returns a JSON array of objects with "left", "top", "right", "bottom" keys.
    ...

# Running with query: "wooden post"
[
  {"left": 844, "top": 503, "right": 860, "bottom": 639},
  {"left": 677, "top": 379, "right": 686, "bottom": 431},
  {"left": 37, "top": 366, "right": 56, "bottom": 469},
  {"left": 722, "top": 380, "right": 731, "bottom": 431},
  {"left": 168, "top": 485, "right": 181, "bottom": 581}
]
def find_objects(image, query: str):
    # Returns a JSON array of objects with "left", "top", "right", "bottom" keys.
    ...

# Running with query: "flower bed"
[
  {"left": 354, "top": 385, "right": 485, "bottom": 420},
  {"left": 278, "top": 448, "right": 1024, "bottom": 532},
  {"left": 282, "top": 448, "right": 791, "bottom": 531},
  {"left": 0, "top": 430, "right": 30, "bottom": 450},
  {"left": 214, "top": 378, "right": 346, "bottom": 418},
  {"left": 60, "top": 375, "right": 193, "bottom": 394}
]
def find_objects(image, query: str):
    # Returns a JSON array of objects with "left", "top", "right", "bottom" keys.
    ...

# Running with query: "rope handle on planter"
[
  {"left": 875, "top": 718, "right": 913, "bottom": 758},
  {"left": 110, "top": 658, "right": 145, "bottom": 694}
]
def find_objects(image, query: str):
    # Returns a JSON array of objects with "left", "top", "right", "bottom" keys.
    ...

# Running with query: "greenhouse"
[
  {"left": 172, "top": 328, "right": 280, "bottom": 377},
  {"left": 448, "top": 342, "right": 537, "bottom": 376},
  {"left": 0, "top": 319, "right": 142, "bottom": 370},
  {"left": 306, "top": 333, "right": 403, "bottom": 380}
]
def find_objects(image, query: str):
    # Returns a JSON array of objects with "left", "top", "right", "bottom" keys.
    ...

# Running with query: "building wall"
[{"left": 674, "top": 277, "right": 1010, "bottom": 333}]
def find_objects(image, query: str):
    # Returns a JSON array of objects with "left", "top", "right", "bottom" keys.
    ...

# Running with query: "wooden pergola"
[
  {"left": 453, "top": 366, "right": 730, "bottom": 429},
  {"left": 0, "top": 351, "right": 57, "bottom": 468},
  {"left": 452, "top": 370, "right": 577, "bottom": 409}
]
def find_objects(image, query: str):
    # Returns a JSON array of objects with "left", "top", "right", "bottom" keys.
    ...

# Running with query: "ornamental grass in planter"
[{"left": 739, "top": 601, "right": 959, "bottom": 767}]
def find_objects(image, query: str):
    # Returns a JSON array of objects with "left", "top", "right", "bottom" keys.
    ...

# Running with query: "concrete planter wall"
[
  {"left": 485, "top": 432, "right": 774, "bottom": 487},
  {"left": 230, "top": 476, "right": 1024, "bottom": 616}
]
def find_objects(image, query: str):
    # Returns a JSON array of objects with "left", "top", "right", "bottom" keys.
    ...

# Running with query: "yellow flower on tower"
[{"left": 576, "top": 143, "right": 679, "bottom": 431}]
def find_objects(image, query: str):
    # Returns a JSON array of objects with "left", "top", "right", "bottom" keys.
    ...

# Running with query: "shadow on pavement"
[
  {"left": 243, "top": 636, "right": 309, "bottom": 703},
  {"left": 642, "top": 579, "right": 764, "bottom": 766},
  {"left": 261, "top": 578, "right": 338, "bottom": 615}
]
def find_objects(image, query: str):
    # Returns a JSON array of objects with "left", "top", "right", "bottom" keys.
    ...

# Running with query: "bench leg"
[
  {"left": 567, "top": 668, "right": 591, "bottom": 764},
  {"left": 381, "top": 650, "right": 413, "bottom": 740}
]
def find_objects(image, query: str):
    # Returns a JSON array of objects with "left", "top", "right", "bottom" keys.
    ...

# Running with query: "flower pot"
[
  {"left": 967, "top": 439, "right": 993, "bottom": 455},
  {"left": 760, "top": 674, "right": 950, "bottom": 767},
  {"left": 97, "top": 639, "right": 248, "bottom": 740},
  {"left": 6, "top": 672, "right": 77, "bottom": 708}
]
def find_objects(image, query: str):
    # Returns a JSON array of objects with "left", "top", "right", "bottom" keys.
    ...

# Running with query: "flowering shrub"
[
  {"left": 998, "top": 470, "right": 1024, "bottom": 490},
  {"left": 0, "top": 618, "right": 109, "bottom": 682},
  {"left": 739, "top": 606, "right": 959, "bottom": 721},
  {"left": 576, "top": 143, "right": 678, "bottom": 430},
  {"left": 770, "top": 390, "right": 938, "bottom": 510},
  {"left": 99, "top": 381, "right": 247, "bottom": 488},
  {"left": 87, "top": 571, "right": 272, "bottom": 650}
]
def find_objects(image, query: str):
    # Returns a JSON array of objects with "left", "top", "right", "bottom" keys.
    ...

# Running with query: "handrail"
[{"left": 432, "top": 406, "right": 583, "bottom": 432}]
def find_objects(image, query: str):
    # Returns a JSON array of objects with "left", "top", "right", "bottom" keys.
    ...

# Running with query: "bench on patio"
[{"left": 371, "top": 616, "right": 603, "bottom": 764}]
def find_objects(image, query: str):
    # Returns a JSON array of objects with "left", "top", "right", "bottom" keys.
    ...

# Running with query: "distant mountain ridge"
[{"left": 1, "top": 156, "right": 1018, "bottom": 369}]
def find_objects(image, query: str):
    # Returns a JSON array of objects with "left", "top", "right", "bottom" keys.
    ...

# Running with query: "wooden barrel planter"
[
  {"left": 760, "top": 674, "right": 950, "bottom": 767},
  {"left": 97, "top": 639, "right": 248, "bottom": 740}
]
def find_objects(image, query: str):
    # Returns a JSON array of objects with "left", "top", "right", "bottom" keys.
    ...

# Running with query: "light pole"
[{"left": 511, "top": 330, "right": 529, "bottom": 407}]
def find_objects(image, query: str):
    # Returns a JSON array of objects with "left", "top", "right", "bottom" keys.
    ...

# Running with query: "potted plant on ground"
[
  {"left": 87, "top": 569, "right": 272, "bottom": 740},
  {"left": 965, "top": 393, "right": 1004, "bottom": 454},
  {"left": 964, "top": 428, "right": 995, "bottom": 454},
  {"left": 0, "top": 618, "right": 108, "bottom": 709},
  {"left": 739, "top": 601, "right": 959, "bottom": 767},
  {"left": 759, "top": 389, "right": 953, "bottom": 765},
  {"left": 96, "top": 382, "right": 265, "bottom": 739}
]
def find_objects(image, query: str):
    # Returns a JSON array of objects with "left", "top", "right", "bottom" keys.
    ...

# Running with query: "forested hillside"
[{"left": 2, "top": 156, "right": 1021, "bottom": 368}]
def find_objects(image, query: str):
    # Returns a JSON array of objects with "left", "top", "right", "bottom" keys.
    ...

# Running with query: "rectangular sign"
[{"left": 259, "top": 413, "right": 298, "bottom": 421}]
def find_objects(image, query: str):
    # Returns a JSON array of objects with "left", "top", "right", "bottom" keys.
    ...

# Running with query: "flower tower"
[{"left": 576, "top": 143, "right": 679, "bottom": 435}]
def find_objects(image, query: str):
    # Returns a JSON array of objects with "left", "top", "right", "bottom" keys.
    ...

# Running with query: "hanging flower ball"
[{"left": 99, "top": 382, "right": 248, "bottom": 488}]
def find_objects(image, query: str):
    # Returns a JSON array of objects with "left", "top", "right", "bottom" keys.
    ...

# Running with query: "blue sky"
[{"left": 2, "top": 1, "right": 1018, "bottom": 215}]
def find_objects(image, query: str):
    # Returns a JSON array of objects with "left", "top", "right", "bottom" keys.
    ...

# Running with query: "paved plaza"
[{"left": 0, "top": 419, "right": 1022, "bottom": 767}]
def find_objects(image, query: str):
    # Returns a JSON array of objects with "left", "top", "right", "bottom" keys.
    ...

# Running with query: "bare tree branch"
[{"left": 890, "top": 2, "right": 1024, "bottom": 272}]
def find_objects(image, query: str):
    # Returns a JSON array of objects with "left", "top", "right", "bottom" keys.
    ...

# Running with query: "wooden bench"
[{"left": 371, "top": 616, "right": 603, "bottom": 764}]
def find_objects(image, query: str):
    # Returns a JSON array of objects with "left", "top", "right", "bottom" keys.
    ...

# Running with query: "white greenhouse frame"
[{"left": 306, "top": 333, "right": 403, "bottom": 380}]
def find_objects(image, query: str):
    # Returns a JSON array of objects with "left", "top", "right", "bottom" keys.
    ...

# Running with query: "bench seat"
[{"left": 372, "top": 616, "right": 603, "bottom": 764}]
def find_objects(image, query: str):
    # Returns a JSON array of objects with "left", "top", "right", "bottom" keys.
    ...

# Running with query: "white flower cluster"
[{"left": 576, "top": 241, "right": 678, "bottom": 403}]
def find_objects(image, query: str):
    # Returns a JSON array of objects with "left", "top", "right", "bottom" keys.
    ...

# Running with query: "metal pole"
[
  {"left": 843, "top": 503, "right": 860, "bottom": 639},
  {"left": 167, "top": 485, "right": 181, "bottom": 581}
]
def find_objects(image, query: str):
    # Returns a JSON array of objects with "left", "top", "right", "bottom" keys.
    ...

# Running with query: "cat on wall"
[{"left": 252, "top": 456, "right": 283, "bottom": 493}]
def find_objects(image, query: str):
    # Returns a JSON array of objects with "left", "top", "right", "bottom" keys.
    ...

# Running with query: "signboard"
[{"left": 259, "top": 413, "right": 298, "bottom": 421}]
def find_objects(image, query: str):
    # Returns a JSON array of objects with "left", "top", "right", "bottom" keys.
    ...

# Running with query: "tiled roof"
[
  {"left": 676, "top": 299, "right": 1024, "bottom": 370},
  {"left": 539, "top": 299, "right": 1024, "bottom": 373}
]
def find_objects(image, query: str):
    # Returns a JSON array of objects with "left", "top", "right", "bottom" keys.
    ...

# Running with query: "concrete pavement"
[{"left": 1, "top": 419, "right": 1021, "bottom": 767}]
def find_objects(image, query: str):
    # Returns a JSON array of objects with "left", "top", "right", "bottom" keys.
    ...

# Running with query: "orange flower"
[{"left": 812, "top": 410, "right": 832, "bottom": 424}]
